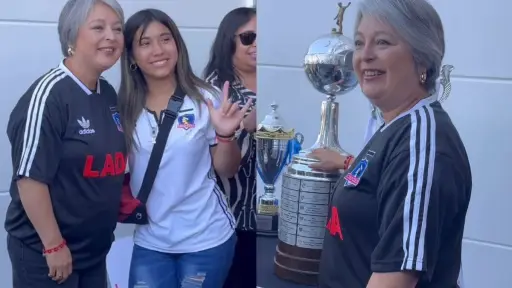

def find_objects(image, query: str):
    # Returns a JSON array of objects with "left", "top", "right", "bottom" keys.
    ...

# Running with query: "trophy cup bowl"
[
  {"left": 273, "top": 3, "right": 359, "bottom": 286},
  {"left": 304, "top": 33, "right": 358, "bottom": 96},
  {"left": 255, "top": 103, "right": 295, "bottom": 237}
]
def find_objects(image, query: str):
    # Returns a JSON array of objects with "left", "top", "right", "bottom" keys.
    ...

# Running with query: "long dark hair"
[
  {"left": 119, "top": 9, "right": 216, "bottom": 152},
  {"left": 203, "top": 7, "right": 256, "bottom": 84}
]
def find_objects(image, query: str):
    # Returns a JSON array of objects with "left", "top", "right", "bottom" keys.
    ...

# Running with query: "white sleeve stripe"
[
  {"left": 18, "top": 68, "right": 61, "bottom": 174},
  {"left": 401, "top": 104, "right": 436, "bottom": 271},
  {"left": 417, "top": 105, "right": 436, "bottom": 270},
  {"left": 17, "top": 69, "right": 66, "bottom": 177}
]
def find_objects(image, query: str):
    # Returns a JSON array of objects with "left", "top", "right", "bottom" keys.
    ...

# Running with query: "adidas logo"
[{"left": 77, "top": 117, "right": 95, "bottom": 135}]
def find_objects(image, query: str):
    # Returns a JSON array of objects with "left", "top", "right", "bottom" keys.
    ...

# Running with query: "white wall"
[
  {"left": 0, "top": 0, "right": 245, "bottom": 284},
  {"left": 257, "top": 0, "right": 512, "bottom": 287}
]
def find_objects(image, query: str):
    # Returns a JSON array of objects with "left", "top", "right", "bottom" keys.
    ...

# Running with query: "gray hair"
[
  {"left": 355, "top": 0, "right": 445, "bottom": 93},
  {"left": 58, "top": 0, "right": 124, "bottom": 57}
]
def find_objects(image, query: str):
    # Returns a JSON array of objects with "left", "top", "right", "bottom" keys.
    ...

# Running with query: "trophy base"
[
  {"left": 256, "top": 214, "right": 278, "bottom": 237},
  {"left": 274, "top": 151, "right": 343, "bottom": 286},
  {"left": 274, "top": 241, "right": 321, "bottom": 286}
]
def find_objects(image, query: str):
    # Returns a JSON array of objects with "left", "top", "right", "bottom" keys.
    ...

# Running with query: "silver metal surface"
[
  {"left": 304, "top": 33, "right": 358, "bottom": 96},
  {"left": 439, "top": 64, "right": 454, "bottom": 103},
  {"left": 300, "top": 97, "right": 349, "bottom": 155},
  {"left": 255, "top": 103, "right": 295, "bottom": 235},
  {"left": 257, "top": 138, "right": 288, "bottom": 216},
  {"left": 278, "top": 7, "right": 358, "bottom": 249},
  {"left": 302, "top": 28, "right": 357, "bottom": 154},
  {"left": 279, "top": 172, "right": 339, "bottom": 249}
]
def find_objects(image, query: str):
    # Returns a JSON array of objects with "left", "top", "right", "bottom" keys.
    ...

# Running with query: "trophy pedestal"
[
  {"left": 256, "top": 187, "right": 280, "bottom": 237},
  {"left": 274, "top": 153, "right": 342, "bottom": 286},
  {"left": 274, "top": 241, "right": 321, "bottom": 286},
  {"left": 256, "top": 214, "right": 279, "bottom": 237}
]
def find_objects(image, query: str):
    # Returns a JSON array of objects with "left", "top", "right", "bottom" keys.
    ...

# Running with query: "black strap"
[{"left": 137, "top": 86, "right": 186, "bottom": 204}]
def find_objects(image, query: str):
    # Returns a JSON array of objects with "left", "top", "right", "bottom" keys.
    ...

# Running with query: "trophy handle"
[
  {"left": 438, "top": 64, "right": 454, "bottom": 103},
  {"left": 371, "top": 104, "right": 383, "bottom": 123},
  {"left": 294, "top": 132, "right": 304, "bottom": 145},
  {"left": 285, "top": 133, "right": 305, "bottom": 166}
]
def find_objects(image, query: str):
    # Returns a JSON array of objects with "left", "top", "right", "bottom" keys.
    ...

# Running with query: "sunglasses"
[{"left": 238, "top": 32, "right": 256, "bottom": 46}]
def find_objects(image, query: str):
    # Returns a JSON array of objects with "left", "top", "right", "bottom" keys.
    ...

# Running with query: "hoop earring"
[
  {"left": 130, "top": 63, "right": 137, "bottom": 71},
  {"left": 420, "top": 72, "right": 427, "bottom": 84},
  {"left": 67, "top": 46, "right": 75, "bottom": 56}
]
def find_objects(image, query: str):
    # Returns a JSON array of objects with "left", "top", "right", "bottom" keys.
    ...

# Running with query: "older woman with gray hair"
[
  {"left": 5, "top": 0, "right": 125, "bottom": 287},
  {"left": 312, "top": 0, "right": 472, "bottom": 287}
]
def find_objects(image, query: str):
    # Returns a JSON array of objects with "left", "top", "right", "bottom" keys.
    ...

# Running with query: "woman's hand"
[
  {"left": 308, "top": 148, "right": 353, "bottom": 172},
  {"left": 207, "top": 81, "right": 253, "bottom": 136},
  {"left": 46, "top": 243, "right": 72, "bottom": 284}
]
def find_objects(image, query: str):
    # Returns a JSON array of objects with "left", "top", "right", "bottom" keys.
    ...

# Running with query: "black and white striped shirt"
[
  {"left": 319, "top": 99, "right": 472, "bottom": 288},
  {"left": 206, "top": 71, "right": 257, "bottom": 230}
]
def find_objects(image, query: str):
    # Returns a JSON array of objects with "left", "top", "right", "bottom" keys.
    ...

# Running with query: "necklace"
[{"left": 144, "top": 110, "right": 158, "bottom": 144}]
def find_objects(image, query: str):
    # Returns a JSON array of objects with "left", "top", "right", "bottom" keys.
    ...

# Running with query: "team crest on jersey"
[
  {"left": 344, "top": 150, "right": 376, "bottom": 187},
  {"left": 177, "top": 114, "right": 195, "bottom": 130},
  {"left": 111, "top": 112, "right": 123, "bottom": 132},
  {"left": 344, "top": 159, "right": 368, "bottom": 187}
]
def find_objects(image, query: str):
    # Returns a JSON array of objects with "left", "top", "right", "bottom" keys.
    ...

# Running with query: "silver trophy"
[
  {"left": 255, "top": 103, "right": 296, "bottom": 236},
  {"left": 274, "top": 3, "right": 358, "bottom": 285}
]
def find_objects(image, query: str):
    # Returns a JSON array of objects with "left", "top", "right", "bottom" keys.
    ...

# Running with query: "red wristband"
[
  {"left": 343, "top": 155, "right": 354, "bottom": 170},
  {"left": 216, "top": 135, "right": 235, "bottom": 143},
  {"left": 43, "top": 239, "right": 67, "bottom": 256}
]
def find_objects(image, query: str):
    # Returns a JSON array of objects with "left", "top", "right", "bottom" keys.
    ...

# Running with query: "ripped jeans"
[{"left": 128, "top": 233, "right": 236, "bottom": 288}]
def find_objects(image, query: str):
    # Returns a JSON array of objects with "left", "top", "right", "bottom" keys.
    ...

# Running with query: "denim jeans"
[{"left": 128, "top": 233, "right": 236, "bottom": 288}]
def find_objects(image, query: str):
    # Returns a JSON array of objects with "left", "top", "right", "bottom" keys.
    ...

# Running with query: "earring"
[
  {"left": 67, "top": 46, "right": 74, "bottom": 56},
  {"left": 130, "top": 63, "right": 137, "bottom": 71},
  {"left": 420, "top": 72, "right": 427, "bottom": 84}
]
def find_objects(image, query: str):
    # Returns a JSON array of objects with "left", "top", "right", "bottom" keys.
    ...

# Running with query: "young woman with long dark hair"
[{"left": 118, "top": 9, "right": 251, "bottom": 288}]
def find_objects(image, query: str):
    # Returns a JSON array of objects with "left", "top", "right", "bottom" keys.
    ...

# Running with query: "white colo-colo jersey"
[{"left": 129, "top": 88, "right": 235, "bottom": 253}]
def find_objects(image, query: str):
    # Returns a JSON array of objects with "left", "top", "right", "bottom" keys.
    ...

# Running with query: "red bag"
[{"left": 118, "top": 173, "right": 148, "bottom": 224}]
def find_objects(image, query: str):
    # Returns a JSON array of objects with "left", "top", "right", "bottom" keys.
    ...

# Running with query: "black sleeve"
[
  {"left": 9, "top": 89, "right": 65, "bottom": 185},
  {"left": 371, "top": 147, "right": 461, "bottom": 279}
]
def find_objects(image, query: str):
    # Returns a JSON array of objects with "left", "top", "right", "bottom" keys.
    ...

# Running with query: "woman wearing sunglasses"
[{"left": 204, "top": 6, "right": 257, "bottom": 288}]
